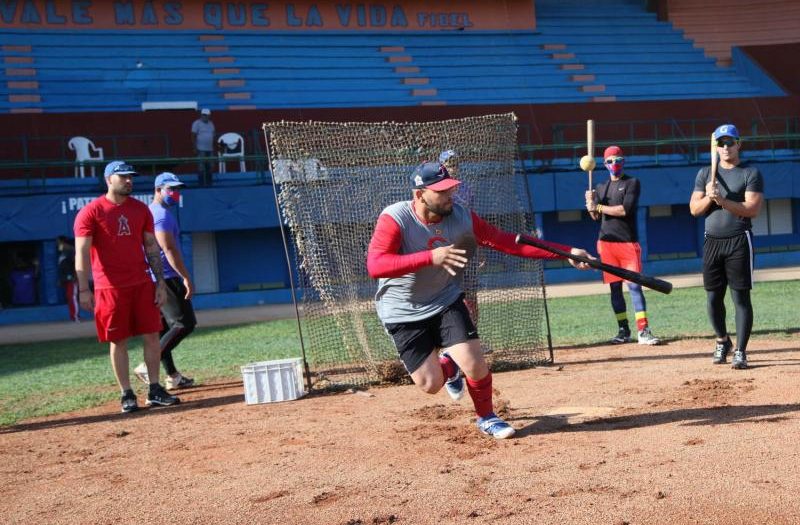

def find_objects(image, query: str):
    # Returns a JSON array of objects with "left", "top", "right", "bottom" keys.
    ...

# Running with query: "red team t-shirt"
[{"left": 73, "top": 196, "right": 154, "bottom": 289}]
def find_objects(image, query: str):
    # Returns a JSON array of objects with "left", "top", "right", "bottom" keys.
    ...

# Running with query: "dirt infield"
[{"left": 3, "top": 336, "right": 800, "bottom": 525}]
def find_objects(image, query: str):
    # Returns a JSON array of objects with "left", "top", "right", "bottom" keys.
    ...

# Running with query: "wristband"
[{"left": 597, "top": 204, "right": 603, "bottom": 214}]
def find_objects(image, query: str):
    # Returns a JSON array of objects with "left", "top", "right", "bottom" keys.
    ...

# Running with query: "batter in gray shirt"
[{"left": 693, "top": 162, "right": 764, "bottom": 237}]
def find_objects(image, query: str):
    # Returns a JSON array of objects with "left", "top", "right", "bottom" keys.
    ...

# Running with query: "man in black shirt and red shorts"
[
  {"left": 690, "top": 124, "right": 764, "bottom": 369},
  {"left": 586, "top": 145, "right": 660, "bottom": 346}
]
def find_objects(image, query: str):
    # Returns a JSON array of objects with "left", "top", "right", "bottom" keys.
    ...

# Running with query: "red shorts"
[
  {"left": 596, "top": 240, "right": 642, "bottom": 284},
  {"left": 94, "top": 281, "right": 162, "bottom": 342}
]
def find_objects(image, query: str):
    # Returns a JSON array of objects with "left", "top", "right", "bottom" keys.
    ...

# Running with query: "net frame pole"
[
  {"left": 517, "top": 142, "right": 555, "bottom": 362},
  {"left": 262, "top": 125, "right": 313, "bottom": 393}
]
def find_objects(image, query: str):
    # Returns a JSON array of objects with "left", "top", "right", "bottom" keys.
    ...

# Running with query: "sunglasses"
[
  {"left": 604, "top": 157, "right": 624, "bottom": 165},
  {"left": 716, "top": 138, "right": 739, "bottom": 148}
]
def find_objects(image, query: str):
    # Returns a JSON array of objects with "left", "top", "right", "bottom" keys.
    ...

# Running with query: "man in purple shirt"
[{"left": 134, "top": 172, "right": 197, "bottom": 390}]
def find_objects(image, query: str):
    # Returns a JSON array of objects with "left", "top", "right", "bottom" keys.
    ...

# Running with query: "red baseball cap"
[{"left": 603, "top": 146, "right": 623, "bottom": 159}]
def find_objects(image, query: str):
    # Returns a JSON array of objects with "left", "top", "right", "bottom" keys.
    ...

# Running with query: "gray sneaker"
[
  {"left": 611, "top": 327, "right": 631, "bottom": 344},
  {"left": 637, "top": 327, "right": 661, "bottom": 345},
  {"left": 120, "top": 389, "right": 139, "bottom": 414},
  {"left": 712, "top": 338, "right": 732, "bottom": 364},
  {"left": 732, "top": 348, "right": 748, "bottom": 369},
  {"left": 146, "top": 384, "right": 180, "bottom": 407}
]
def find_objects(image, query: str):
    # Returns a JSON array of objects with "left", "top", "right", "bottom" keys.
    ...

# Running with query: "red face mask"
[
  {"left": 604, "top": 157, "right": 624, "bottom": 176},
  {"left": 163, "top": 188, "right": 181, "bottom": 206}
]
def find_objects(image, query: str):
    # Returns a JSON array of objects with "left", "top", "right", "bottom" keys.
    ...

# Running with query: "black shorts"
[
  {"left": 703, "top": 231, "right": 754, "bottom": 291},
  {"left": 160, "top": 277, "right": 197, "bottom": 330},
  {"left": 384, "top": 296, "right": 479, "bottom": 375}
]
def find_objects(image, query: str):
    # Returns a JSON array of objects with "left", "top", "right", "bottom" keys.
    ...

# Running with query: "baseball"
[{"left": 579, "top": 155, "right": 596, "bottom": 172}]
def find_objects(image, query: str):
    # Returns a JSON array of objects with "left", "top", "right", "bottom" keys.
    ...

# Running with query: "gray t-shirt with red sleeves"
[
  {"left": 694, "top": 162, "right": 764, "bottom": 237},
  {"left": 375, "top": 200, "right": 474, "bottom": 324}
]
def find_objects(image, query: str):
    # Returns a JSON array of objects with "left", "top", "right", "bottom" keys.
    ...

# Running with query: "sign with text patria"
[{"left": 0, "top": 1, "right": 535, "bottom": 30}]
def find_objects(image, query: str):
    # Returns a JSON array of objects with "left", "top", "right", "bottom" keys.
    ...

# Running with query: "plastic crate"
[{"left": 240, "top": 358, "right": 306, "bottom": 404}]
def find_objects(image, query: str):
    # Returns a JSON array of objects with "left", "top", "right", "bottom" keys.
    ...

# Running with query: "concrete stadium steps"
[
  {"left": 199, "top": 34, "right": 253, "bottom": 111},
  {"left": 2, "top": 43, "right": 41, "bottom": 113},
  {"left": 667, "top": 0, "right": 800, "bottom": 66},
  {"left": 0, "top": 4, "right": 783, "bottom": 114},
  {"left": 533, "top": 0, "right": 774, "bottom": 101}
]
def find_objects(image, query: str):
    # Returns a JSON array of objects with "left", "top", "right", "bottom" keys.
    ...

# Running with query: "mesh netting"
[{"left": 263, "top": 113, "right": 551, "bottom": 388}]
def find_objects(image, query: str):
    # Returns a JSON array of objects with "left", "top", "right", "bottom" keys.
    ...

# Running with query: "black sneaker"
[
  {"left": 712, "top": 338, "right": 732, "bottom": 364},
  {"left": 731, "top": 348, "right": 748, "bottom": 369},
  {"left": 611, "top": 327, "right": 631, "bottom": 344},
  {"left": 121, "top": 389, "right": 139, "bottom": 413},
  {"left": 146, "top": 384, "right": 181, "bottom": 407}
]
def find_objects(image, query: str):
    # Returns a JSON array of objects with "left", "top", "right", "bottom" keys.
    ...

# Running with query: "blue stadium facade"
[{"left": 0, "top": 0, "right": 798, "bottom": 324}]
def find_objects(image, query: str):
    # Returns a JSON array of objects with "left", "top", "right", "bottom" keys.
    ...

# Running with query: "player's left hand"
[
  {"left": 568, "top": 248, "right": 594, "bottom": 270},
  {"left": 585, "top": 190, "right": 598, "bottom": 212},
  {"left": 183, "top": 277, "right": 194, "bottom": 300},
  {"left": 155, "top": 280, "right": 167, "bottom": 307},
  {"left": 705, "top": 180, "right": 721, "bottom": 202}
]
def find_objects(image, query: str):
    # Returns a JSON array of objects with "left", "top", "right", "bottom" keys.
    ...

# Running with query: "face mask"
[
  {"left": 605, "top": 158, "right": 624, "bottom": 176},
  {"left": 163, "top": 188, "right": 180, "bottom": 206}
]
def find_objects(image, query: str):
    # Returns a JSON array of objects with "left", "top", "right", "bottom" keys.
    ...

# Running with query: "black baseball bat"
[{"left": 515, "top": 234, "right": 673, "bottom": 295}]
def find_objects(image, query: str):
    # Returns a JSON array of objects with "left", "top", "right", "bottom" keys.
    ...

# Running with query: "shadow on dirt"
[
  {"left": 555, "top": 345, "right": 800, "bottom": 367},
  {"left": 0, "top": 391, "right": 244, "bottom": 435},
  {"left": 511, "top": 402, "right": 800, "bottom": 438}
]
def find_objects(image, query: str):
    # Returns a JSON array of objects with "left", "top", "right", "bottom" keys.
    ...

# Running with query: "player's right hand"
[
  {"left": 568, "top": 248, "right": 595, "bottom": 270},
  {"left": 79, "top": 290, "right": 94, "bottom": 311},
  {"left": 431, "top": 245, "right": 468, "bottom": 276}
]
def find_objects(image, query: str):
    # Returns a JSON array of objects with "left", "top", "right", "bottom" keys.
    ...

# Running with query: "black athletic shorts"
[
  {"left": 702, "top": 231, "right": 754, "bottom": 291},
  {"left": 160, "top": 277, "right": 196, "bottom": 330},
  {"left": 383, "top": 295, "right": 479, "bottom": 375}
]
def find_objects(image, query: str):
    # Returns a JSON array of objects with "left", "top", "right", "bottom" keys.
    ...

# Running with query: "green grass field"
[{"left": 1, "top": 281, "right": 797, "bottom": 426}]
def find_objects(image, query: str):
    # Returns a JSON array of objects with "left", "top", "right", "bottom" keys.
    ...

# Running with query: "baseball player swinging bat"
[{"left": 515, "top": 233, "right": 673, "bottom": 295}]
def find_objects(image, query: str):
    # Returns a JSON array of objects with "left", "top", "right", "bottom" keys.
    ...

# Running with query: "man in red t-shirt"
[{"left": 74, "top": 160, "right": 180, "bottom": 413}]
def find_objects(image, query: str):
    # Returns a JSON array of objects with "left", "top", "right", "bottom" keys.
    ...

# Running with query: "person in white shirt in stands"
[{"left": 191, "top": 108, "right": 215, "bottom": 186}]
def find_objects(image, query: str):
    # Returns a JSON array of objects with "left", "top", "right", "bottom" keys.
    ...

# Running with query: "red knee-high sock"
[
  {"left": 466, "top": 373, "right": 493, "bottom": 418},
  {"left": 439, "top": 354, "right": 457, "bottom": 380}
]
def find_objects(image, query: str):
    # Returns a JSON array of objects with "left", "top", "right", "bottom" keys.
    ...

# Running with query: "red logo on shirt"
[
  {"left": 118, "top": 215, "right": 131, "bottom": 236},
  {"left": 427, "top": 236, "right": 448, "bottom": 249}
]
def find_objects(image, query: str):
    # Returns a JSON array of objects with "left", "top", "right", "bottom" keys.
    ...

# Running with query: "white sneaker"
[
  {"left": 166, "top": 373, "right": 195, "bottom": 390},
  {"left": 637, "top": 327, "right": 661, "bottom": 345},
  {"left": 477, "top": 413, "right": 516, "bottom": 439},
  {"left": 133, "top": 362, "right": 149, "bottom": 384}
]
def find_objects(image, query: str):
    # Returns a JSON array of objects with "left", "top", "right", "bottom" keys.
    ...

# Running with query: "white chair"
[
  {"left": 68, "top": 136, "right": 104, "bottom": 178},
  {"left": 217, "top": 132, "right": 246, "bottom": 173}
]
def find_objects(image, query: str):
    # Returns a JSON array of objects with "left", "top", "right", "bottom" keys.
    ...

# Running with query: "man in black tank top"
[
  {"left": 586, "top": 146, "right": 660, "bottom": 346},
  {"left": 690, "top": 124, "right": 764, "bottom": 369}
]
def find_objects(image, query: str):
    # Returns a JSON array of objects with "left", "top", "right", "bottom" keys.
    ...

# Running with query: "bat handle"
[{"left": 588, "top": 170, "right": 593, "bottom": 190}]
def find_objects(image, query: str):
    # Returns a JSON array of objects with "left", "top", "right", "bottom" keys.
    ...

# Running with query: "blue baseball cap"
[
  {"left": 713, "top": 124, "right": 740, "bottom": 140},
  {"left": 411, "top": 161, "right": 460, "bottom": 191},
  {"left": 439, "top": 149, "right": 457, "bottom": 163},
  {"left": 154, "top": 172, "right": 185, "bottom": 188},
  {"left": 104, "top": 160, "right": 137, "bottom": 178}
]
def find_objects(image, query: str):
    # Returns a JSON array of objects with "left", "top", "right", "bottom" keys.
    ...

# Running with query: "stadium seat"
[
  {"left": 217, "top": 132, "right": 246, "bottom": 174},
  {"left": 67, "top": 136, "right": 104, "bottom": 178}
]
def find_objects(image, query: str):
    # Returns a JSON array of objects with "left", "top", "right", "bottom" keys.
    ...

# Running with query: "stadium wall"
[
  {"left": 1, "top": 159, "right": 799, "bottom": 325},
  {"left": 1, "top": 95, "right": 798, "bottom": 164}
]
